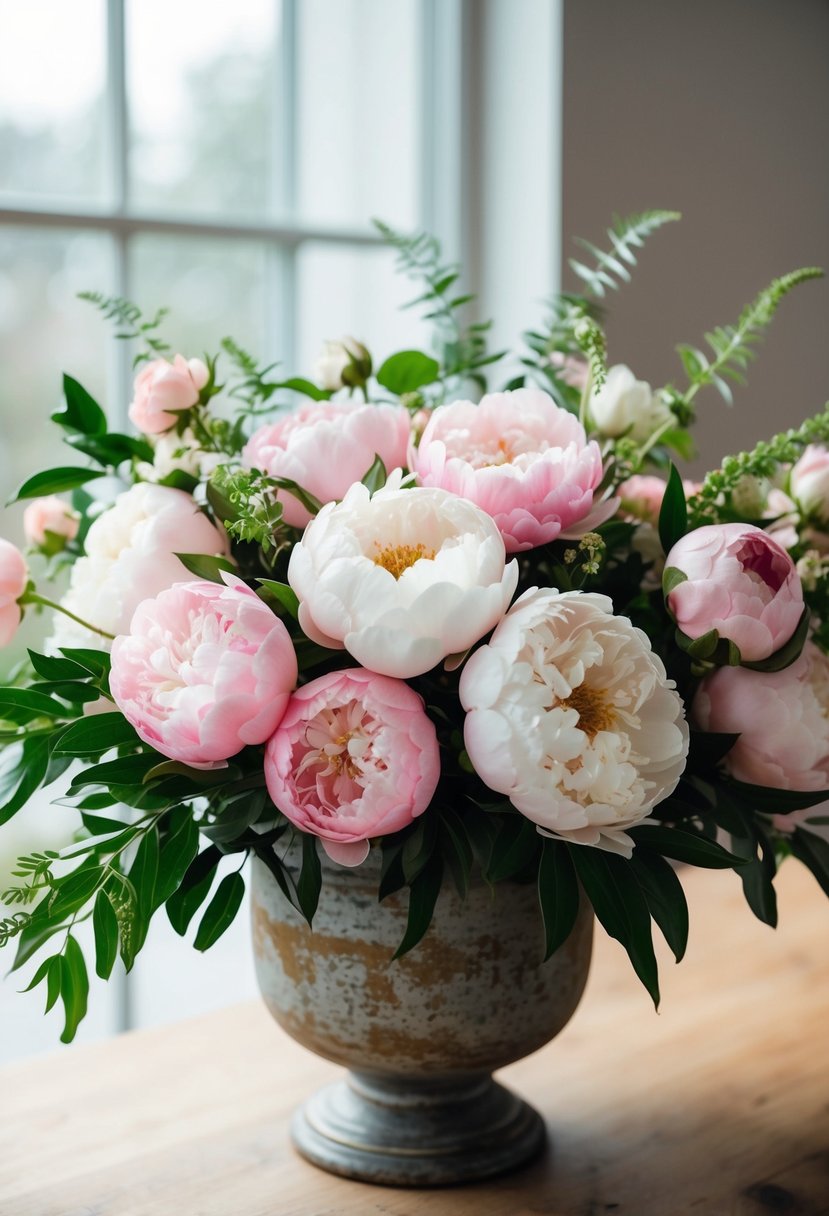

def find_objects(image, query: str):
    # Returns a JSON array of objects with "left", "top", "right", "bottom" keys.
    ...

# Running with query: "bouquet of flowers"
[{"left": 1, "top": 211, "right": 828, "bottom": 1044}]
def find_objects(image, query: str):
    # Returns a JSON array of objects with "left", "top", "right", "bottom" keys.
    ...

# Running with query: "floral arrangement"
[{"left": 1, "top": 211, "right": 828, "bottom": 1044}]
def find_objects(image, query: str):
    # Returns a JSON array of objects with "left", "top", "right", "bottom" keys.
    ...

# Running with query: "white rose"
[
  {"left": 288, "top": 477, "right": 518, "bottom": 678},
  {"left": 589, "top": 364, "right": 671, "bottom": 442},
  {"left": 51, "top": 482, "right": 231, "bottom": 649},
  {"left": 313, "top": 337, "right": 369, "bottom": 391},
  {"left": 459, "top": 587, "right": 689, "bottom": 857}
]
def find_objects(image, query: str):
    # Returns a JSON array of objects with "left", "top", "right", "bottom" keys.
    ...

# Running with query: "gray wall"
[{"left": 562, "top": 0, "right": 829, "bottom": 473}]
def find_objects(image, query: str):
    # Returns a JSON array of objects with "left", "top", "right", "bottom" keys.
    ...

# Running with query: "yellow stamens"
[
  {"left": 559, "top": 683, "right": 615, "bottom": 741},
  {"left": 373, "top": 542, "right": 435, "bottom": 579}
]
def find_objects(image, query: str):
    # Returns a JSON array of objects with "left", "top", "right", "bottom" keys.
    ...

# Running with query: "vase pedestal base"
[{"left": 291, "top": 1070, "right": 546, "bottom": 1187}]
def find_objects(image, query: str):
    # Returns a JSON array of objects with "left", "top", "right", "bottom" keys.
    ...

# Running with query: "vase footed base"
[{"left": 291, "top": 1069, "right": 546, "bottom": 1187}]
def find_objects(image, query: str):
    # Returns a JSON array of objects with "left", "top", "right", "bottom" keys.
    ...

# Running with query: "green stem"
[{"left": 22, "top": 592, "right": 116, "bottom": 641}]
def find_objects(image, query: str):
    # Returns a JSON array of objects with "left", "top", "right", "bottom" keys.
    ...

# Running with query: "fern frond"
[
  {"left": 569, "top": 210, "right": 681, "bottom": 299},
  {"left": 78, "top": 292, "right": 172, "bottom": 364}
]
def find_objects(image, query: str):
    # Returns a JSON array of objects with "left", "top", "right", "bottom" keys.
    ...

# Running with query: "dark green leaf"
[
  {"left": 70, "top": 754, "right": 158, "bottom": 790},
  {"left": 44, "top": 955, "right": 61, "bottom": 1013},
  {"left": 658, "top": 464, "right": 688, "bottom": 556},
  {"left": 257, "top": 579, "right": 299, "bottom": 619},
  {"left": 486, "top": 816, "right": 540, "bottom": 883},
  {"left": 10, "top": 908, "right": 67, "bottom": 972},
  {"left": 128, "top": 828, "right": 159, "bottom": 939},
  {"left": 274, "top": 377, "right": 332, "bottom": 401},
  {"left": 27, "top": 650, "right": 91, "bottom": 683},
  {"left": 57, "top": 647, "right": 111, "bottom": 680},
  {"left": 629, "top": 850, "right": 689, "bottom": 962},
  {"left": 742, "top": 606, "right": 810, "bottom": 674},
  {"left": 48, "top": 863, "right": 102, "bottom": 921},
  {"left": 0, "top": 687, "right": 70, "bottom": 720},
  {"left": 728, "top": 820, "right": 778, "bottom": 926},
  {"left": 378, "top": 840, "right": 406, "bottom": 901},
  {"left": 789, "top": 829, "right": 829, "bottom": 900},
  {"left": 154, "top": 811, "right": 200, "bottom": 908},
  {"left": 52, "top": 374, "right": 107, "bottom": 435},
  {"left": 401, "top": 815, "right": 437, "bottom": 883},
  {"left": 392, "top": 855, "right": 443, "bottom": 960},
  {"left": 571, "top": 848, "right": 660, "bottom": 1007},
  {"left": 11, "top": 466, "right": 107, "bottom": 502},
  {"left": 629, "top": 824, "right": 745, "bottom": 868},
  {"left": 193, "top": 872, "right": 245, "bottom": 951},
  {"left": 689, "top": 730, "right": 740, "bottom": 769},
  {"left": 52, "top": 713, "right": 139, "bottom": 756},
  {"left": 376, "top": 349, "right": 440, "bottom": 395},
  {"left": 537, "top": 840, "right": 579, "bottom": 961},
  {"left": 267, "top": 476, "right": 322, "bottom": 517},
  {"left": 361, "top": 455, "right": 388, "bottom": 494},
  {"left": 174, "top": 552, "right": 237, "bottom": 583},
  {"left": 0, "top": 737, "right": 50, "bottom": 826},
  {"left": 92, "top": 890, "right": 119, "bottom": 980},
  {"left": 439, "top": 809, "right": 474, "bottom": 899},
  {"left": 59, "top": 935, "right": 89, "bottom": 1043},
  {"left": 296, "top": 834, "right": 322, "bottom": 926},
  {"left": 724, "top": 780, "right": 829, "bottom": 814},
  {"left": 21, "top": 955, "right": 54, "bottom": 994},
  {"left": 166, "top": 846, "right": 221, "bottom": 935},
  {"left": 67, "top": 431, "right": 153, "bottom": 466}
]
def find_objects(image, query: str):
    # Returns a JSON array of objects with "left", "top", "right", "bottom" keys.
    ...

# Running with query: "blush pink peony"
[
  {"left": 409, "top": 388, "right": 615, "bottom": 553},
  {"left": 111, "top": 576, "right": 297, "bottom": 765},
  {"left": 242, "top": 399, "right": 411, "bottom": 529},
  {"left": 693, "top": 642, "right": 829, "bottom": 793},
  {"left": 665, "top": 523, "right": 804, "bottom": 661},
  {"left": 23, "top": 496, "right": 80, "bottom": 548},
  {"left": 264, "top": 667, "right": 440, "bottom": 867},
  {"left": 129, "top": 355, "right": 209, "bottom": 435},
  {"left": 0, "top": 539, "right": 28, "bottom": 647}
]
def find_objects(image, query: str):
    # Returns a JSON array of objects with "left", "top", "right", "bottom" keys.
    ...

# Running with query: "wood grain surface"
[{"left": 1, "top": 862, "right": 828, "bottom": 1216}]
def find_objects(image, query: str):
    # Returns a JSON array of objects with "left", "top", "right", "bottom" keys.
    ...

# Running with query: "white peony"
[
  {"left": 288, "top": 477, "right": 518, "bottom": 678},
  {"left": 52, "top": 483, "right": 230, "bottom": 649},
  {"left": 589, "top": 364, "right": 672, "bottom": 442},
  {"left": 459, "top": 587, "right": 689, "bottom": 856}
]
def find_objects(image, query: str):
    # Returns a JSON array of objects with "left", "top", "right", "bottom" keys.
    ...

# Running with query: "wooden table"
[{"left": 2, "top": 863, "right": 829, "bottom": 1216}]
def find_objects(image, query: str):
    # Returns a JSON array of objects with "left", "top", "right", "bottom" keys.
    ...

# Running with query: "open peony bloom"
[
  {"left": 665, "top": 523, "right": 804, "bottom": 662},
  {"left": 410, "top": 388, "right": 615, "bottom": 553},
  {"left": 694, "top": 642, "right": 829, "bottom": 794},
  {"left": 111, "top": 576, "right": 297, "bottom": 765},
  {"left": 23, "top": 496, "right": 80, "bottom": 549},
  {"left": 288, "top": 477, "right": 518, "bottom": 678},
  {"left": 588, "top": 364, "right": 672, "bottom": 442},
  {"left": 53, "top": 483, "right": 230, "bottom": 648},
  {"left": 264, "top": 667, "right": 440, "bottom": 867},
  {"left": 459, "top": 587, "right": 689, "bottom": 857},
  {"left": 790, "top": 445, "right": 829, "bottom": 522},
  {"left": 242, "top": 399, "right": 411, "bottom": 529},
  {"left": 129, "top": 355, "right": 209, "bottom": 435},
  {"left": 0, "top": 539, "right": 28, "bottom": 647}
]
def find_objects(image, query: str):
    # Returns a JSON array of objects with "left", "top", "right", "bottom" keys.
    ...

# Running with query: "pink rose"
[
  {"left": 693, "top": 643, "right": 829, "bottom": 792},
  {"left": 23, "top": 496, "right": 80, "bottom": 548},
  {"left": 242, "top": 400, "right": 411, "bottom": 529},
  {"left": 111, "top": 577, "right": 297, "bottom": 765},
  {"left": 790, "top": 445, "right": 829, "bottom": 521},
  {"left": 129, "top": 355, "right": 209, "bottom": 435},
  {"left": 665, "top": 523, "right": 804, "bottom": 661},
  {"left": 409, "top": 388, "right": 615, "bottom": 553},
  {"left": 264, "top": 667, "right": 440, "bottom": 867},
  {"left": 0, "top": 539, "right": 28, "bottom": 647}
]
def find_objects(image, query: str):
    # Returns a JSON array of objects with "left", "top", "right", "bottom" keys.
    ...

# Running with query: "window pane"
[
  {"left": 296, "top": 0, "right": 421, "bottom": 229},
  {"left": 128, "top": 235, "right": 267, "bottom": 360},
  {"left": 127, "top": 0, "right": 277, "bottom": 218},
  {"left": 0, "top": 0, "right": 107, "bottom": 204},
  {"left": 296, "top": 242, "right": 430, "bottom": 380}
]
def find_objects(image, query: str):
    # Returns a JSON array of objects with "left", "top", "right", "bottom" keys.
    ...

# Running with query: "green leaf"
[
  {"left": 724, "top": 780, "right": 829, "bottom": 814},
  {"left": 193, "top": 872, "right": 246, "bottom": 951},
  {"left": 57, "top": 647, "right": 112, "bottom": 681},
  {"left": 662, "top": 566, "right": 688, "bottom": 596},
  {"left": 52, "top": 374, "right": 107, "bottom": 435},
  {"left": 0, "top": 737, "right": 50, "bottom": 826},
  {"left": 361, "top": 455, "right": 388, "bottom": 494},
  {"left": 166, "top": 846, "right": 221, "bottom": 935},
  {"left": 790, "top": 829, "right": 829, "bottom": 900},
  {"left": 92, "top": 890, "right": 119, "bottom": 980},
  {"left": 11, "top": 465, "right": 107, "bottom": 502},
  {"left": 129, "top": 828, "right": 159, "bottom": 929},
  {"left": 67, "top": 431, "right": 153, "bottom": 466},
  {"left": 154, "top": 811, "right": 200, "bottom": 908},
  {"left": 688, "top": 730, "right": 740, "bottom": 769},
  {"left": 273, "top": 377, "right": 332, "bottom": 401},
  {"left": 59, "top": 935, "right": 90, "bottom": 1044},
  {"left": 257, "top": 579, "right": 300, "bottom": 619},
  {"left": 48, "top": 863, "right": 103, "bottom": 921},
  {"left": 69, "top": 754, "right": 158, "bottom": 790},
  {"left": 174, "top": 552, "right": 237, "bottom": 583},
  {"left": 0, "top": 686, "right": 71, "bottom": 720},
  {"left": 486, "top": 816, "right": 540, "bottom": 883},
  {"left": 439, "top": 809, "right": 474, "bottom": 900},
  {"left": 27, "top": 650, "right": 92, "bottom": 683},
  {"left": 571, "top": 848, "right": 660, "bottom": 1007},
  {"left": 629, "top": 824, "right": 744, "bottom": 868},
  {"left": 376, "top": 350, "right": 440, "bottom": 395},
  {"left": 392, "top": 855, "right": 443, "bottom": 960},
  {"left": 10, "top": 909, "right": 67, "bottom": 972},
  {"left": 44, "top": 955, "right": 62, "bottom": 1013},
  {"left": 658, "top": 464, "right": 687, "bottom": 556},
  {"left": 296, "top": 834, "right": 322, "bottom": 926},
  {"left": 741, "top": 606, "right": 809, "bottom": 674},
  {"left": 52, "top": 713, "right": 139, "bottom": 756},
  {"left": 401, "top": 815, "right": 437, "bottom": 884},
  {"left": 537, "top": 840, "right": 580, "bottom": 961},
  {"left": 21, "top": 955, "right": 54, "bottom": 994},
  {"left": 629, "top": 850, "right": 689, "bottom": 963}
]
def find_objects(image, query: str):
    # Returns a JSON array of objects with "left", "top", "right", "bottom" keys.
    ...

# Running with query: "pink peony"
[
  {"left": 665, "top": 523, "right": 804, "bottom": 661},
  {"left": 694, "top": 643, "right": 829, "bottom": 793},
  {"left": 23, "top": 496, "right": 79, "bottom": 548},
  {"left": 618, "top": 475, "right": 669, "bottom": 526},
  {"left": 129, "top": 355, "right": 209, "bottom": 435},
  {"left": 0, "top": 539, "right": 28, "bottom": 647},
  {"left": 111, "top": 577, "right": 297, "bottom": 765},
  {"left": 264, "top": 667, "right": 440, "bottom": 867},
  {"left": 242, "top": 400, "right": 411, "bottom": 529},
  {"left": 409, "top": 388, "right": 615, "bottom": 553},
  {"left": 790, "top": 445, "right": 829, "bottom": 522}
]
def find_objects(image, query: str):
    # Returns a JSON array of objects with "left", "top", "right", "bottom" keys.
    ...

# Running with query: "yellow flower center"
[
  {"left": 373, "top": 541, "right": 435, "bottom": 579},
  {"left": 560, "top": 683, "right": 615, "bottom": 741}
]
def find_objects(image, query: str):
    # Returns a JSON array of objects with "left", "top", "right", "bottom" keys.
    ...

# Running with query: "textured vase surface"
[{"left": 251, "top": 846, "right": 593, "bottom": 1186}]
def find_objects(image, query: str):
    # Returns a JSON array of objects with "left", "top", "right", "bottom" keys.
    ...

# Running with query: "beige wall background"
[{"left": 562, "top": 0, "right": 829, "bottom": 473}]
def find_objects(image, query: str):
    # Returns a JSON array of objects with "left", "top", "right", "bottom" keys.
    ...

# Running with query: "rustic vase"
[{"left": 251, "top": 847, "right": 593, "bottom": 1187}]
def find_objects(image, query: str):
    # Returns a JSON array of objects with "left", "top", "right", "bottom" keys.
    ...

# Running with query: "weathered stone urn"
[{"left": 251, "top": 847, "right": 593, "bottom": 1187}]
